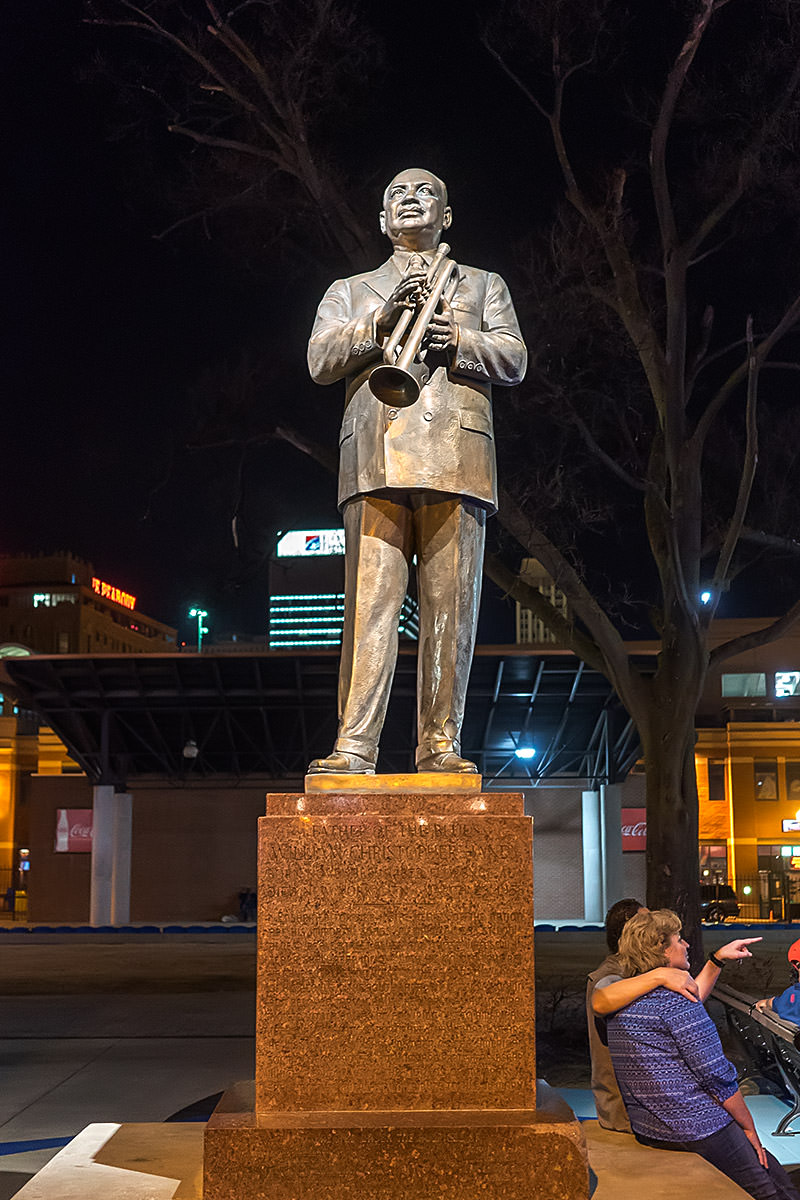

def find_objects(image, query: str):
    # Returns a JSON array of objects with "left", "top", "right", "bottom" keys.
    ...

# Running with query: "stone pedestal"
[{"left": 204, "top": 784, "right": 588, "bottom": 1198}]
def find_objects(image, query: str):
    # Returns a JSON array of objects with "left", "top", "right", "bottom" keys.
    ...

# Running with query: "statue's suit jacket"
[{"left": 308, "top": 254, "right": 527, "bottom": 514}]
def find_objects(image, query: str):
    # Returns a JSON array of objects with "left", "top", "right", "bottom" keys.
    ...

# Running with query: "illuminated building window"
[
  {"left": 776, "top": 671, "right": 800, "bottom": 698},
  {"left": 699, "top": 843, "right": 727, "bottom": 880},
  {"left": 515, "top": 559, "right": 569, "bottom": 644},
  {"left": 268, "top": 592, "right": 419, "bottom": 649},
  {"left": 32, "top": 592, "right": 77, "bottom": 608},
  {"left": 721, "top": 672, "right": 766, "bottom": 697},
  {"left": 754, "top": 759, "right": 779, "bottom": 800},
  {"left": 787, "top": 762, "right": 800, "bottom": 805},
  {"left": 708, "top": 759, "right": 726, "bottom": 802}
]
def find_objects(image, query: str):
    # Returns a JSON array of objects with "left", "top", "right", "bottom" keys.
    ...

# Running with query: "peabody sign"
[
  {"left": 91, "top": 577, "right": 137, "bottom": 610},
  {"left": 622, "top": 807, "right": 646, "bottom": 852}
]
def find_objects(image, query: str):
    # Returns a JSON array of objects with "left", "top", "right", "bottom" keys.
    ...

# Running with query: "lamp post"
[{"left": 189, "top": 608, "right": 209, "bottom": 652}]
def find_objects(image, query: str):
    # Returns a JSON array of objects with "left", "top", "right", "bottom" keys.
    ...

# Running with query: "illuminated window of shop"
[
  {"left": 699, "top": 843, "right": 727, "bottom": 879},
  {"left": 787, "top": 762, "right": 800, "bottom": 806},
  {"left": 776, "top": 672, "right": 800, "bottom": 698},
  {"left": 722, "top": 672, "right": 766, "bottom": 697},
  {"left": 758, "top": 845, "right": 786, "bottom": 870},
  {"left": 755, "top": 760, "right": 779, "bottom": 800},
  {"left": 708, "top": 759, "right": 726, "bottom": 801}
]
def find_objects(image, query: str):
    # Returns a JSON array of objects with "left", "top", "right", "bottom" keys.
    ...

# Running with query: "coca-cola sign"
[
  {"left": 622, "top": 807, "right": 647, "bottom": 852},
  {"left": 54, "top": 809, "right": 94, "bottom": 853}
]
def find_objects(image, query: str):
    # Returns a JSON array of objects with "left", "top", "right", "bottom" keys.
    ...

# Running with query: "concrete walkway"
[
  {"left": 0, "top": 936, "right": 255, "bottom": 1199},
  {"left": 3, "top": 1112, "right": 782, "bottom": 1199}
]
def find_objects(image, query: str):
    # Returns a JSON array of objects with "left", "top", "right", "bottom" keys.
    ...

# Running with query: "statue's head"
[{"left": 379, "top": 168, "right": 451, "bottom": 250}]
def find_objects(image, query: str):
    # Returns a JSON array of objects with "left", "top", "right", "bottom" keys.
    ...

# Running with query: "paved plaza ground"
[{"left": 0, "top": 925, "right": 797, "bottom": 1198}]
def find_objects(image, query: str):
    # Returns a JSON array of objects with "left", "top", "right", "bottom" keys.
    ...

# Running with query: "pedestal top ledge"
[
  {"left": 268, "top": 788, "right": 524, "bottom": 815},
  {"left": 304, "top": 771, "right": 482, "bottom": 794}
]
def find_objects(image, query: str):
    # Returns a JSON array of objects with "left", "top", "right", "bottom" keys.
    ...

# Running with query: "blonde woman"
[{"left": 603, "top": 909, "right": 798, "bottom": 1200}]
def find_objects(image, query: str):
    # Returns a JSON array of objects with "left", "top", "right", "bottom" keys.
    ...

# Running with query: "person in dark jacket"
[{"left": 755, "top": 937, "right": 800, "bottom": 1024}]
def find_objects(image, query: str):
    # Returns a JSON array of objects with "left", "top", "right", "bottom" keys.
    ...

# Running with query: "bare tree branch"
[
  {"left": 651, "top": 0, "right": 719, "bottom": 255},
  {"left": 564, "top": 399, "right": 647, "bottom": 491},
  {"left": 480, "top": 34, "right": 552, "bottom": 123},
  {"left": 167, "top": 124, "right": 277, "bottom": 161},
  {"left": 711, "top": 597, "right": 800, "bottom": 668},
  {"left": 483, "top": 552, "right": 608, "bottom": 674},
  {"left": 692, "top": 292, "right": 800, "bottom": 449},
  {"left": 683, "top": 42, "right": 800, "bottom": 259},
  {"left": 272, "top": 425, "right": 338, "bottom": 475},
  {"left": 710, "top": 316, "right": 759, "bottom": 595},
  {"left": 496, "top": 486, "right": 646, "bottom": 716},
  {"left": 740, "top": 527, "right": 800, "bottom": 557}
]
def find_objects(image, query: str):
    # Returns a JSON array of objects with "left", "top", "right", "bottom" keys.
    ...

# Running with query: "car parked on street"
[{"left": 700, "top": 883, "right": 740, "bottom": 923}]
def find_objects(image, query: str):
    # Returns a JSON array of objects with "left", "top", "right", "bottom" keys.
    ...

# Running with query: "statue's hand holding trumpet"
[
  {"left": 369, "top": 245, "right": 460, "bottom": 407},
  {"left": 374, "top": 255, "right": 429, "bottom": 337}
]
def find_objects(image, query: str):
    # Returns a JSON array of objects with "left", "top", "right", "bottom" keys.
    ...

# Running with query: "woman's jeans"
[{"left": 637, "top": 1120, "right": 799, "bottom": 1200}]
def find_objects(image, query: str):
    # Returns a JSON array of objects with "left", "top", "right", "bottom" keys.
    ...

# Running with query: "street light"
[
  {"left": 515, "top": 746, "right": 537, "bottom": 760},
  {"left": 189, "top": 608, "right": 209, "bottom": 652}
]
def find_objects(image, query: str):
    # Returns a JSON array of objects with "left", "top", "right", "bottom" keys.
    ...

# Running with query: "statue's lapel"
[{"left": 361, "top": 257, "right": 401, "bottom": 303}]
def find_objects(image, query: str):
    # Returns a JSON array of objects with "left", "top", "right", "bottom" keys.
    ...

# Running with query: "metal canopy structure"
[{"left": 4, "top": 647, "right": 651, "bottom": 788}]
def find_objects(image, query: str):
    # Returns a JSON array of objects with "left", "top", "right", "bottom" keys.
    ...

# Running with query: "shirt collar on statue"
[{"left": 391, "top": 248, "right": 436, "bottom": 272}]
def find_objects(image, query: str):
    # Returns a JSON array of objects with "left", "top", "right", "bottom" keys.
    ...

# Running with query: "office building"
[
  {"left": 515, "top": 558, "right": 570, "bottom": 644},
  {"left": 268, "top": 529, "right": 419, "bottom": 649},
  {"left": 0, "top": 552, "right": 176, "bottom": 655}
]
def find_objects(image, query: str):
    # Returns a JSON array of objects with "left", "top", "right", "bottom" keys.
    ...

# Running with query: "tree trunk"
[{"left": 642, "top": 713, "right": 703, "bottom": 968}]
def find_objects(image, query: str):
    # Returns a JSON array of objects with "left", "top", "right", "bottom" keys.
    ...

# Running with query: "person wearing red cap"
[{"left": 755, "top": 939, "right": 800, "bottom": 1023}]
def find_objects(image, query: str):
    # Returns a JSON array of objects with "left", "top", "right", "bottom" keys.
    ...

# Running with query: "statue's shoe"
[
  {"left": 307, "top": 751, "right": 376, "bottom": 775},
  {"left": 416, "top": 751, "right": 479, "bottom": 774}
]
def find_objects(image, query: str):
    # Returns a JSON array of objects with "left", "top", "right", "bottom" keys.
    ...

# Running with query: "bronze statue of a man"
[{"left": 307, "top": 168, "right": 527, "bottom": 774}]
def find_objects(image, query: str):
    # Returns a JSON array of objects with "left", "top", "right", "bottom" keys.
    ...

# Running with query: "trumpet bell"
[{"left": 368, "top": 363, "right": 425, "bottom": 407}]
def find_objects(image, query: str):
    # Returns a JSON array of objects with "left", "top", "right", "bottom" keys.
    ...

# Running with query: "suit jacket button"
[
  {"left": 424, "top": 411, "right": 433, "bottom": 421},
  {"left": 458, "top": 360, "right": 466, "bottom": 368},
  {"left": 388, "top": 409, "right": 398, "bottom": 420}
]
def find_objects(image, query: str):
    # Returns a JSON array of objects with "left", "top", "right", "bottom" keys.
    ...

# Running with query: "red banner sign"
[
  {"left": 622, "top": 807, "right": 647, "bottom": 852},
  {"left": 54, "top": 809, "right": 94, "bottom": 853}
]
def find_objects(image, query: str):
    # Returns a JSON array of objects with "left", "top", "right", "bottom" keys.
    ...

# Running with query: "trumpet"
[{"left": 368, "top": 243, "right": 460, "bottom": 408}]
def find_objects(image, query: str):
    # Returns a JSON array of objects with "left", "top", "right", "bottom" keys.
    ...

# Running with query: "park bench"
[{"left": 713, "top": 980, "right": 800, "bottom": 1136}]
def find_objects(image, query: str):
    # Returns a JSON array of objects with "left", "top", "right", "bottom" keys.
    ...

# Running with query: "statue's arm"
[
  {"left": 452, "top": 272, "right": 527, "bottom": 387},
  {"left": 307, "top": 278, "right": 383, "bottom": 386}
]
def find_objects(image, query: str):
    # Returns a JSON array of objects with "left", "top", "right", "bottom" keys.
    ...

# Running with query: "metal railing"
[
  {"left": 713, "top": 981, "right": 800, "bottom": 1135},
  {"left": 702, "top": 874, "right": 800, "bottom": 923},
  {"left": 0, "top": 868, "right": 26, "bottom": 920}
]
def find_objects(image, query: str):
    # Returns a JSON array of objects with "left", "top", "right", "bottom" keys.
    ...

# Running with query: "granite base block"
[
  {"left": 256, "top": 792, "right": 535, "bottom": 1112},
  {"left": 203, "top": 1081, "right": 588, "bottom": 1200}
]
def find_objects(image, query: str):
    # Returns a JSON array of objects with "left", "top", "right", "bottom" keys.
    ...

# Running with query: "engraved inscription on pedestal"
[{"left": 255, "top": 794, "right": 535, "bottom": 1113}]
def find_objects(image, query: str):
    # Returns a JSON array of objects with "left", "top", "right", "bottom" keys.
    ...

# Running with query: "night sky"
[{"left": 4, "top": 1, "right": 800, "bottom": 645}]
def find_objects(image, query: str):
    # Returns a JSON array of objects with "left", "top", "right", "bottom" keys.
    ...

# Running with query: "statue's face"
[{"left": 379, "top": 169, "right": 451, "bottom": 247}]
